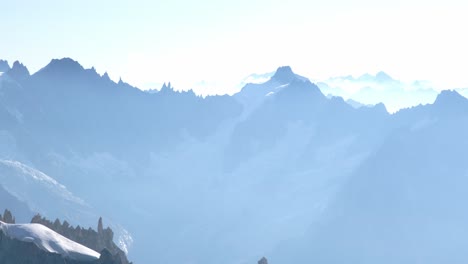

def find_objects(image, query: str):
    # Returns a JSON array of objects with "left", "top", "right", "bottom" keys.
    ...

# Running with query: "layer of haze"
[{"left": 1, "top": 0, "right": 467, "bottom": 93}]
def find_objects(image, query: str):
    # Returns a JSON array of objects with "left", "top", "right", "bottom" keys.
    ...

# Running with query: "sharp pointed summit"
[
  {"left": 271, "top": 66, "right": 301, "bottom": 84},
  {"left": 0, "top": 60, "right": 10, "bottom": 72},
  {"left": 375, "top": 71, "right": 394, "bottom": 82},
  {"left": 7, "top": 61, "right": 30, "bottom": 81},
  {"left": 102, "top": 72, "right": 111, "bottom": 81}
]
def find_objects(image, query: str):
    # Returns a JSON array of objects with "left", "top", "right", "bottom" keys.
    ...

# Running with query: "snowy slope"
[
  {"left": 0, "top": 159, "right": 134, "bottom": 255},
  {"left": 0, "top": 160, "right": 88, "bottom": 215},
  {"left": 0, "top": 160, "right": 83, "bottom": 204},
  {"left": 0, "top": 221, "right": 100, "bottom": 261}
]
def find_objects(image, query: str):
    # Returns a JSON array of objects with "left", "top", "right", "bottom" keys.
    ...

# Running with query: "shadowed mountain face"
[
  {"left": 0, "top": 60, "right": 10, "bottom": 72},
  {"left": 272, "top": 91, "right": 468, "bottom": 264},
  {"left": 0, "top": 58, "right": 243, "bottom": 263},
  {"left": 1, "top": 58, "right": 468, "bottom": 264},
  {"left": 13, "top": 58, "right": 241, "bottom": 159},
  {"left": 6, "top": 61, "right": 30, "bottom": 82}
]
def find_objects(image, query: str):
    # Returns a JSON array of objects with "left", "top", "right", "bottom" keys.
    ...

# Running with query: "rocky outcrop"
[
  {"left": 258, "top": 257, "right": 268, "bottom": 264},
  {"left": 0, "top": 209, "right": 15, "bottom": 224},
  {"left": 31, "top": 215, "right": 130, "bottom": 264},
  {"left": 6, "top": 61, "right": 30, "bottom": 81}
]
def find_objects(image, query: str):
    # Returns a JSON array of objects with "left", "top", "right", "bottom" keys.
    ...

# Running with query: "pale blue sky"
[{"left": 1, "top": 0, "right": 467, "bottom": 94}]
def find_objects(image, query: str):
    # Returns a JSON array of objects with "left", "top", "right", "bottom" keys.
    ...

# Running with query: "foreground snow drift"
[{"left": 0, "top": 221, "right": 100, "bottom": 261}]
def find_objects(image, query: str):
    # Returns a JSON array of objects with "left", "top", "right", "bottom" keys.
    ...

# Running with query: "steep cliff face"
[{"left": 31, "top": 215, "right": 129, "bottom": 264}]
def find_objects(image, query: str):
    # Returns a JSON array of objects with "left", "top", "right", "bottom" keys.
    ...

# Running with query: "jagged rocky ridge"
[
  {"left": 31, "top": 215, "right": 130, "bottom": 264},
  {"left": 0, "top": 209, "right": 15, "bottom": 224},
  {"left": 0, "top": 229, "right": 121, "bottom": 264},
  {"left": 0, "top": 210, "right": 129, "bottom": 264},
  {"left": 1, "top": 58, "right": 468, "bottom": 264}
]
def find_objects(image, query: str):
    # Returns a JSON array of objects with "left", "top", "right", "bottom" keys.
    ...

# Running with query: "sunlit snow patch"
[{"left": 0, "top": 221, "right": 100, "bottom": 261}]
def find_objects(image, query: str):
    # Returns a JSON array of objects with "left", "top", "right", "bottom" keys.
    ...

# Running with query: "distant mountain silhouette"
[
  {"left": 318, "top": 71, "right": 439, "bottom": 112},
  {"left": 0, "top": 60, "right": 10, "bottom": 72},
  {"left": 271, "top": 66, "right": 306, "bottom": 84},
  {"left": 272, "top": 89, "right": 468, "bottom": 264},
  {"left": 1, "top": 58, "right": 467, "bottom": 264},
  {"left": 345, "top": 98, "right": 372, "bottom": 109},
  {"left": 39, "top": 58, "right": 84, "bottom": 74},
  {"left": 234, "top": 66, "right": 312, "bottom": 114},
  {"left": 434, "top": 89, "right": 467, "bottom": 108},
  {"left": 7, "top": 61, "right": 30, "bottom": 81}
]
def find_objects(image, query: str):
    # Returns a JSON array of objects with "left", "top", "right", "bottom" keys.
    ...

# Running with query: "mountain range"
[
  {"left": 1, "top": 58, "right": 468, "bottom": 263},
  {"left": 316, "top": 71, "right": 443, "bottom": 112},
  {"left": 235, "top": 69, "right": 466, "bottom": 113}
]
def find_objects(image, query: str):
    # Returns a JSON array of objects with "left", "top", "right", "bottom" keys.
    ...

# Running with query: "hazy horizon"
[
  {"left": 1, "top": 0, "right": 468, "bottom": 94},
  {"left": 2, "top": 1, "right": 468, "bottom": 264}
]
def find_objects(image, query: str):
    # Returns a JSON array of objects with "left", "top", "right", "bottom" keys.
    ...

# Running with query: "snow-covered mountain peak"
[{"left": 0, "top": 221, "right": 100, "bottom": 261}]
